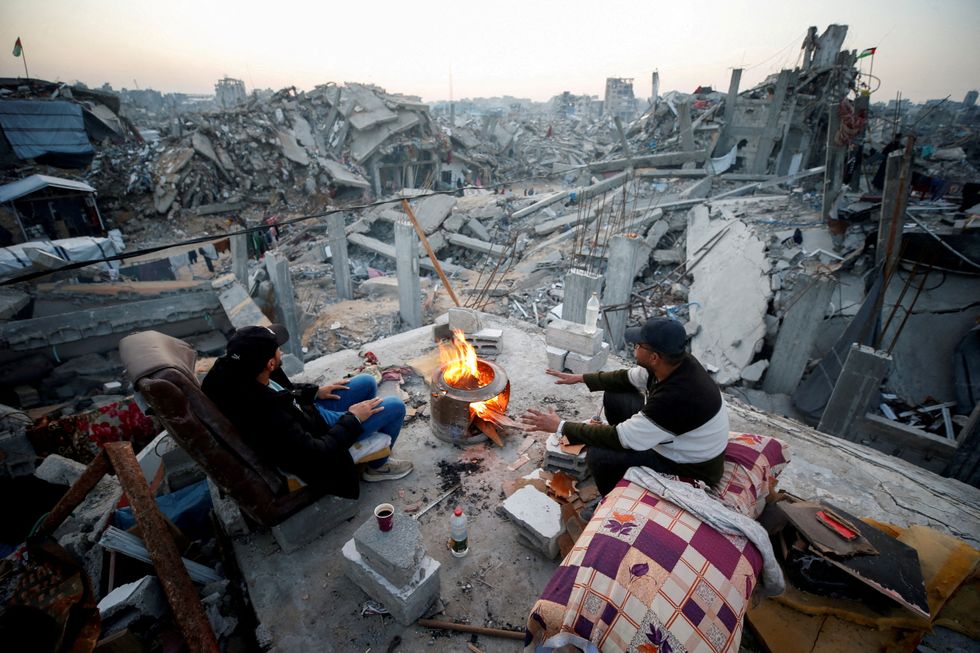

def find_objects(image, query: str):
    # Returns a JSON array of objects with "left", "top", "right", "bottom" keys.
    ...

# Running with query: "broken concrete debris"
[{"left": 0, "top": 20, "right": 978, "bottom": 653}]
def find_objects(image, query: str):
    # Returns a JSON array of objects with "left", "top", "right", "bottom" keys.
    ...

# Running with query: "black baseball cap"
[
  {"left": 226, "top": 324, "right": 289, "bottom": 372},
  {"left": 624, "top": 317, "right": 686, "bottom": 355}
]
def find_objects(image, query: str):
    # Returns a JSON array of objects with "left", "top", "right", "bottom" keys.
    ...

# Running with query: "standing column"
[
  {"left": 876, "top": 150, "right": 909, "bottom": 277},
  {"left": 327, "top": 212, "right": 353, "bottom": 300},
  {"left": 394, "top": 220, "right": 422, "bottom": 328},
  {"left": 713, "top": 68, "right": 742, "bottom": 156},
  {"left": 752, "top": 70, "right": 791, "bottom": 174},
  {"left": 230, "top": 232, "right": 248, "bottom": 287},
  {"left": 562, "top": 269, "right": 603, "bottom": 325},
  {"left": 650, "top": 70, "right": 660, "bottom": 113},
  {"left": 264, "top": 252, "right": 303, "bottom": 358},
  {"left": 602, "top": 234, "right": 645, "bottom": 351},
  {"left": 822, "top": 100, "right": 846, "bottom": 238}
]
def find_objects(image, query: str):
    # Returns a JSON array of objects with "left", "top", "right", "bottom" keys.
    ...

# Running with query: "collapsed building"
[{"left": 0, "top": 22, "right": 978, "bottom": 652}]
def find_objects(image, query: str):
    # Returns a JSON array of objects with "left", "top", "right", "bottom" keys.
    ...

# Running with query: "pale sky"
[{"left": 2, "top": 0, "right": 977, "bottom": 104}]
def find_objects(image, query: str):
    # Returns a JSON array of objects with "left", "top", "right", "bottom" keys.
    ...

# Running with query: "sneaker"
[{"left": 362, "top": 459, "right": 414, "bottom": 482}]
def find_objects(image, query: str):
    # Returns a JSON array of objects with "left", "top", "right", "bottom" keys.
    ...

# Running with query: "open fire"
[{"left": 430, "top": 330, "right": 511, "bottom": 446}]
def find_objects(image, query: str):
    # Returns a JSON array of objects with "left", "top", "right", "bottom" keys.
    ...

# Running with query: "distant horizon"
[{"left": 3, "top": 0, "right": 978, "bottom": 106}]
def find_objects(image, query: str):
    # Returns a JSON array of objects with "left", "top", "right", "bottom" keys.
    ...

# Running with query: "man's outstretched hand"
[
  {"left": 546, "top": 369, "right": 584, "bottom": 385},
  {"left": 317, "top": 379, "right": 350, "bottom": 400},
  {"left": 521, "top": 407, "right": 561, "bottom": 433},
  {"left": 349, "top": 397, "right": 383, "bottom": 422}
]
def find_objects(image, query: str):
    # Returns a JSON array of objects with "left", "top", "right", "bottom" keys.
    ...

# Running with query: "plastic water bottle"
[
  {"left": 449, "top": 506, "right": 468, "bottom": 557},
  {"left": 584, "top": 293, "right": 600, "bottom": 334}
]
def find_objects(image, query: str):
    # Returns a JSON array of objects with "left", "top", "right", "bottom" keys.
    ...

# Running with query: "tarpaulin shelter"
[
  {"left": 0, "top": 100, "right": 95, "bottom": 168},
  {"left": 0, "top": 174, "right": 104, "bottom": 244}
]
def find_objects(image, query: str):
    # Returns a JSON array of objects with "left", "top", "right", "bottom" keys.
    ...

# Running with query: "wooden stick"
[
  {"left": 416, "top": 619, "right": 525, "bottom": 640},
  {"left": 466, "top": 643, "right": 486, "bottom": 653},
  {"left": 401, "top": 199, "right": 461, "bottom": 306}
]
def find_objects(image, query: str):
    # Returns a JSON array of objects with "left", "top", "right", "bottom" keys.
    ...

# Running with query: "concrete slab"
[
  {"left": 226, "top": 314, "right": 980, "bottom": 651},
  {"left": 687, "top": 205, "right": 771, "bottom": 385},
  {"left": 501, "top": 485, "right": 564, "bottom": 559},
  {"left": 411, "top": 194, "right": 457, "bottom": 235}
]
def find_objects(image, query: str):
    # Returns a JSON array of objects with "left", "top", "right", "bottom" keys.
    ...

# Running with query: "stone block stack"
[
  {"left": 342, "top": 512, "right": 441, "bottom": 624},
  {"left": 545, "top": 318, "right": 609, "bottom": 374}
]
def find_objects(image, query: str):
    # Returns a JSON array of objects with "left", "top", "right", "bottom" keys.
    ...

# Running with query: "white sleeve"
[
  {"left": 615, "top": 412, "right": 674, "bottom": 450},
  {"left": 626, "top": 366, "right": 649, "bottom": 392}
]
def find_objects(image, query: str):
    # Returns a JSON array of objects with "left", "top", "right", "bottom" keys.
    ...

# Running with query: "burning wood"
[{"left": 431, "top": 330, "right": 511, "bottom": 446}]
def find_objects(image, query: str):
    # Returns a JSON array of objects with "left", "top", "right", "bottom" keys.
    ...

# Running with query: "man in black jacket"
[
  {"left": 521, "top": 317, "right": 728, "bottom": 494},
  {"left": 202, "top": 325, "right": 412, "bottom": 499}
]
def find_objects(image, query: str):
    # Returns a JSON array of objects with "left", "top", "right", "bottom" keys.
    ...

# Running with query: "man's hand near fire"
[
  {"left": 545, "top": 369, "right": 584, "bottom": 385},
  {"left": 521, "top": 406, "right": 562, "bottom": 433}
]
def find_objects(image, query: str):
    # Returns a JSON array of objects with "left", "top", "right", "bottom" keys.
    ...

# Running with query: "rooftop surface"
[{"left": 228, "top": 313, "right": 980, "bottom": 652}]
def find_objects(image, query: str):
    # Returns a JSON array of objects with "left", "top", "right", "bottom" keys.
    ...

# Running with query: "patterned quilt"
[{"left": 525, "top": 479, "right": 765, "bottom": 653}]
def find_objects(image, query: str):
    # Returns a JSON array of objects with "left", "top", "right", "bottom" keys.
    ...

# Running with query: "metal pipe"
[{"left": 104, "top": 442, "right": 220, "bottom": 653}]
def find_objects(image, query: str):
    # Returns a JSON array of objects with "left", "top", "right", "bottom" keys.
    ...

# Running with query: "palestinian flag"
[
  {"left": 857, "top": 47, "right": 876, "bottom": 60},
  {"left": 12, "top": 37, "right": 22, "bottom": 57}
]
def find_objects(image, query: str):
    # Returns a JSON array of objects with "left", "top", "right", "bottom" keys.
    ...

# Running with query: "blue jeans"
[{"left": 314, "top": 374, "right": 405, "bottom": 468}]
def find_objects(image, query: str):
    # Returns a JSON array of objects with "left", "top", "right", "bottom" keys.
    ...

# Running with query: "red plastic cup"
[{"left": 374, "top": 503, "right": 394, "bottom": 532}]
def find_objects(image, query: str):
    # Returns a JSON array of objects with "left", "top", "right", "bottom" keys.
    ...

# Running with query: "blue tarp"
[{"left": 0, "top": 100, "right": 94, "bottom": 168}]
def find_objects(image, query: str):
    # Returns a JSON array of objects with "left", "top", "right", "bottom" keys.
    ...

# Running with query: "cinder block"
[
  {"left": 563, "top": 342, "right": 610, "bottom": 374},
  {"left": 501, "top": 486, "right": 564, "bottom": 559},
  {"left": 353, "top": 513, "right": 424, "bottom": 587},
  {"left": 546, "top": 346, "right": 568, "bottom": 370},
  {"left": 448, "top": 308, "right": 482, "bottom": 334},
  {"left": 342, "top": 539, "right": 441, "bottom": 625},
  {"left": 546, "top": 319, "right": 604, "bottom": 356},
  {"left": 271, "top": 494, "right": 358, "bottom": 553}
]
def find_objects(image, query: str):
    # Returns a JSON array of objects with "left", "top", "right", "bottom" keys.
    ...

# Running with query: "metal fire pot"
[{"left": 430, "top": 359, "right": 510, "bottom": 445}]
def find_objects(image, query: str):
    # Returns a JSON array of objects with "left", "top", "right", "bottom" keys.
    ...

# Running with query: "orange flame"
[{"left": 438, "top": 329, "right": 509, "bottom": 421}]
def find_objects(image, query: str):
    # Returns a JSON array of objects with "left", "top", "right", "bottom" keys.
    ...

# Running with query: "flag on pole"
[
  {"left": 857, "top": 47, "right": 876, "bottom": 60},
  {"left": 12, "top": 37, "right": 22, "bottom": 57}
]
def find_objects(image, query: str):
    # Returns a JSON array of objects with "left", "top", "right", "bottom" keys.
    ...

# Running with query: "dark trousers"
[{"left": 587, "top": 390, "right": 676, "bottom": 495}]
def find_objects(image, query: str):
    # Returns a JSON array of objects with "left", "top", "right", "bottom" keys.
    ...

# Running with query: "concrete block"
[
  {"left": 546, "top": 318, "right": 604, "bottom": 355},
  {"left": 97, "top": 575, "right": 167, "bottom": 635},
  {"left": 353, "top": 512, "right": 424, "bottom": 587},
  {"left": 546, "top": 346, "right": 568, "bottom": 371},
  {"left": 740, "top": 359, "right": 769, "bottom": 385},
  {"left": 413, "top": 194, "right": 457, "bottom": 235},
  {"left": 443, "top": 214, "right": 465, "bottom": 233},
  {"left": 208, "top": 478, "right": 250, "bottom": 538},
  {"left": 342, "top": 539, "right": 441, "bottom": 625},
  {"left": 271, "top": 494, "right": 359, "bottom": 553},
  {"left": 448, "top": 308, "right": 482, "bottom": 334},
  {"left": 563, "top": 342, "right": 610, "bottom": 374},
  {"left": 426, "top": 230, "right": 447, "bottom": 253},
  {"left": 501, "top": 485, "right": 564, "bottom": 559},
  {"left": 468, "top": 328, "right": 502, "bottom": 349},
  {"left": 466, "top": 218, "right": 492, "bottom": 242},
  {"left": 35, "top": 453, "right": 87, "bottom": 486},
  {"left": 360, "top": 276, "right": 400, "bottom": 298}
]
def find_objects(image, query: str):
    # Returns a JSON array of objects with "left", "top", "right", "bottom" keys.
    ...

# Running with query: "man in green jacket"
[{"left": 521, "top": 317, "right": 728, "bottom": 494}]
